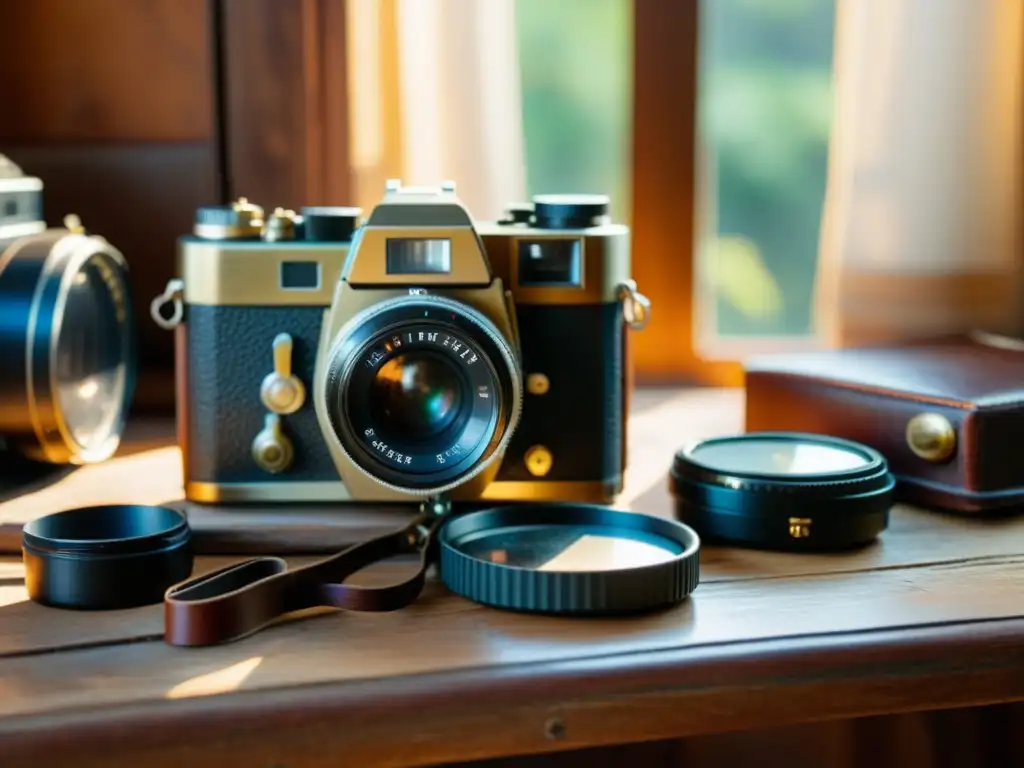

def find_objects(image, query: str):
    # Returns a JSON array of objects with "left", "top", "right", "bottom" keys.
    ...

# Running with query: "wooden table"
[{"left": 1, "top": 389, "right": 1023, "bottom": 768}]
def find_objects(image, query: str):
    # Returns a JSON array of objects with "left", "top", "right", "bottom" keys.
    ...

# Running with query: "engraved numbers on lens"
[
  {"left": 441, "top": 335, "right": 478, "bottom": 365},
  {"left": 436, "top": 445, "right": 463, "bottom": 464},
  {"left": 363, "top": 428, "right": 411, "bottom": 464}
]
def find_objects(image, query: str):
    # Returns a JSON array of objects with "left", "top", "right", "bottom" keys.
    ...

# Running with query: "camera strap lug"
[
  {"left": 151, "top": 278, "right": 184, "bottom": 330},
  {"left": 617, "top": 279, "right": 651, "bottom": 330}
]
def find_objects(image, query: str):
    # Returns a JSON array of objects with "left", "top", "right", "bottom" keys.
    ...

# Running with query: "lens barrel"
[{"left": 324, "top": 295, "right": 521, "bottom": 494}]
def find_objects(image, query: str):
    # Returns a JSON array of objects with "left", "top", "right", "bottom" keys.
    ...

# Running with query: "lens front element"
[
  {"left": 55, "top": 254, "right": 131, "bottom": 451},
  {"left": 324, "top": 295, "right": 522, "bottom": 494},
  {"left": 0, "top": 227, "right": 135, "bottom": 465},
  {"left": 369, "top": 351, "right": 466, "bottom": 442}
]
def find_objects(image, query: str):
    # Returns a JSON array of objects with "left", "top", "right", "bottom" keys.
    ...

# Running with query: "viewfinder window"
[
  {"left": 280, "top": 261, "right": 321, "bottom": 290},
  {"left": 386, "top": 239, "right": 452, "bottom": 274},
  {"left": 517, "top": 239, "right": 582, "bottom": 287}
]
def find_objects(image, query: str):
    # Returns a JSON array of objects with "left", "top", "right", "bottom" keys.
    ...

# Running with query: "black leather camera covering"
[
  {"left": 184, "top": 301, "right": 624, "bottom": 488},
  {"left": 494, "top": 302, "right": 624, "bottom": 484},
  {"left": 184, "top": 305, "right": 339, "bottom": 484}
]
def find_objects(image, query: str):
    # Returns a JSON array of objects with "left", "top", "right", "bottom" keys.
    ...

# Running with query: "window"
[
  {"left": 342, "top": 0, "right": 839, "bottom": 383},
  {"left": 514, "top": 0, "right": 633, "bottom": 224},
  {"left": 345, "top": 0, "right": 633, "bottom": 225},
  {"left": 696, "top": 0, "right": 836, "bottom": 347}
]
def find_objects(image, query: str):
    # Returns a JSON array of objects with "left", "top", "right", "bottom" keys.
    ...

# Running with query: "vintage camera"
[
  {"left": 154, "top": 181, "right": 649, "bottom": 504},
  {"left": 0, "top": 155, "right": 135, "bottom": 465}
]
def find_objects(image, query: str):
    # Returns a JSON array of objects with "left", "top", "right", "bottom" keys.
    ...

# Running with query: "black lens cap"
[
  {"left": 532, "top": 194, "right": 610, "bottom": 229},
  {"left": 670, "top": 432, "right": 895, "bottom": 551},
  {"left": 438, "top": 503, "right": 700, "bottom": 614},
  {"left": 22, "top": 504, "right": 193, "bottom": 610}
]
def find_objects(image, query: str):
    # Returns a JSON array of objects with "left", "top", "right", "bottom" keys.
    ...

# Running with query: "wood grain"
[
  {"left": 0, "top": 389, "right": 1022, "bottom": 767},
  {"left": 0, "top": 0, "right": 214, "bottom": 143},
  {"left": 0, "top": 619, "right": 1021, "bottom": 768},
  {"left": 218, "top": 0, "right": 353, "bottom": 210},
  {"left": 2, "top": 550, "right": 1024, "bottom": 687}
]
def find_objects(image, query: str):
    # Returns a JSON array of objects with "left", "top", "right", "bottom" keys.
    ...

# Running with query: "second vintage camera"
[{"left": 153, "top": 180, "right": 649, "bottom": 504}]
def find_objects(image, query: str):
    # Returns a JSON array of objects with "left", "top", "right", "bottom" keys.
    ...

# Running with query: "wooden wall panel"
[
  {"left": 0, "top": 0, "right": 213, "bottom": 142},
  {"left": 1, "top": 0, "right": 354, "bottom": 413},
  {"left": 219, "top": 0, "right": 353, "bottom": 211},
  {"left": 0, "top": 0, "right": 220, "bottom": 414}
]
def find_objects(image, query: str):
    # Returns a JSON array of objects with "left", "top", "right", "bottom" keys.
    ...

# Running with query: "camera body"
[
  {"left": 0, "top": 155, "right": 45, "bottom": 250},
  {"left": 167, "top": 181, "right": 646, "bottom": 504}
]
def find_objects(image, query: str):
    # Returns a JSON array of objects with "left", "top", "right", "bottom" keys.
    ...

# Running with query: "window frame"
[{"left": 630, "top": 0, "right": 745, "bottom": 387}]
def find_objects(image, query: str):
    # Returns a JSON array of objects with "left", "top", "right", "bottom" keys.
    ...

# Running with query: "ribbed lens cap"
[
  {"left": 532, "top": 194, "right": 610, "bottom": 229},
  {"left": 670, "top": 432, "right": 895, "bottom": 551},
  {"left": 438, "top": 503, "right": 700, "bottom": 614}
]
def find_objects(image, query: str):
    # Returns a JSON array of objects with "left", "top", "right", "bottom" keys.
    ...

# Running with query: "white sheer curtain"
[
  {"left": 815, "top": 0, "right": 1024, "bottom": 347},
  {"left": 346, "top": 0, "right": 527, "bottom": 221}
]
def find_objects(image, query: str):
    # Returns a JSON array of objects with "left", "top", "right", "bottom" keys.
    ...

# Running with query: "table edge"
[{"left": 3, "top": 616, "right": 1023, "bottom": 767}]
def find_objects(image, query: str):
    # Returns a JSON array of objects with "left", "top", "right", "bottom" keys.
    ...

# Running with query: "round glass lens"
[
  {"left": 53, "top": 254, "right": 129, "bottom": 450},
  {"left": 368, "top": 351, "right": 464, "bottom": 442},
  {"left": 690, "top": 437, "right": 870, "bottom": 476},
  {"left": 455, "top": 524, "right": 682, "bottom": 573}
]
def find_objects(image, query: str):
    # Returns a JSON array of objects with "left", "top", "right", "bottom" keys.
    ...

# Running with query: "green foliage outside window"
[{"left": 514, "top": 0, "right": 835, "bottom": 338}]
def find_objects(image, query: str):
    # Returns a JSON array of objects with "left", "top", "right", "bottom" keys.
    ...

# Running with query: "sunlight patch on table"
[
  {"left": 0, "top": 585, "right": 28, "bottom": 607},
  {"left": 165, "top": 656, "right": 264, "bottom": 699},
  {"left": 0, "top": 447, "right": 183, "bottom": 526}
]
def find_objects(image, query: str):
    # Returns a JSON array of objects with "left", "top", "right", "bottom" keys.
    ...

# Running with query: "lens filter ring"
[
  {"left": 670, "top": 432, "right": 896, "bottom": 551},
  {"left": 438, "top": 503, "right": 700, "bottom": 614},
  {"left": 324, "top": 294, "right": 522, "bottom": 496},
  {"left": 0, "top": 228, "right": 136, "bottom": 464}
]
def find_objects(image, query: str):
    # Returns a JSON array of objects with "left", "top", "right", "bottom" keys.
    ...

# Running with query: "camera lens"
[
  {"left": 0, "top": 228, "right": 135, "bottom": 464},
  {"left": 324, "top": 294, "right": 522, "bottom": 495},
  {"left": 368, "top": 351, "right": 466, "bottom": 442}
]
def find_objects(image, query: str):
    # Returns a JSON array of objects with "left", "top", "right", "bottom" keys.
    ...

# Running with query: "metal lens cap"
[
  {"left": 532, "top": 194, "right": 610, "bottom": 229},
  {"left": 670, "top": 432, "right": 895, "bottom": 551},
  {"left": 438, "top": 503, "right": 700, "bottom": 614}
]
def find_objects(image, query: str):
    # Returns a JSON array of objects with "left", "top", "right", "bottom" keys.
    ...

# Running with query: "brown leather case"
[{"left": 744, "top": 333, "right": 1024, "bottom": 513}]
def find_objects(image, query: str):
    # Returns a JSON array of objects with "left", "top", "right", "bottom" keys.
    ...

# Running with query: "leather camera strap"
[{"left": 164, "top": 510, "right": 441, "bottom": 647}]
